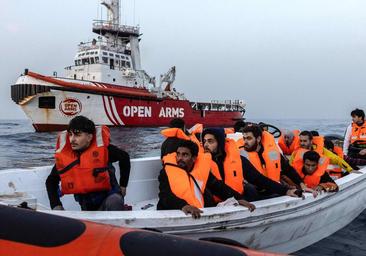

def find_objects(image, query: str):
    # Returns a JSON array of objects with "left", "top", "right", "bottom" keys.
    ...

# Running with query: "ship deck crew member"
[
  {"left": 202, "top": 128, "right": 302, "bottom": 202},
  {"left": 290, "top": 131, "right": 354, "bottom": 174},
  {"left": 343, "top": 108, "right": 366, "bottom": 159},
  {"left": 239, "top": 125, "right": 314, "bottom": 194},
  {"left": 157, "top": 140, "right": 255, "bottom": 218},
  {"left": 292, "top": 150, "right": 338, "bottom": 193},
  {"left": 46, "top": 116, "right": 131, "bottom": 211}
]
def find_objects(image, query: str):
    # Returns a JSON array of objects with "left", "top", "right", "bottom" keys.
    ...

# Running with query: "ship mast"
[{"left": 101, "top": 0, "right": 120, "bottom": 26}]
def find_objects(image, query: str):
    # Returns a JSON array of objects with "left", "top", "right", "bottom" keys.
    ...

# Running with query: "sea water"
[{"left": 0, "top": 119, "right": 364, "bottom": 255}]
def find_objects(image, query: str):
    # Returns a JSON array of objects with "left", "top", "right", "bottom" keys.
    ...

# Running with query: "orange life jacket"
[
  {"left": 55, "top": 126, "right": 111, "bottom": 194},
  {"left": 278, "top": 130, "right": 300, "bottom": 155},
  {"left": 224, "top": 127, "right": 235, "bottom": 134},
  {"left": 312, "top": 136, "right": 325, "bottom": 155},
  {"left": 326, "top": 146, "right": 343, "bottom": 179},
  {"left": 292, "top": 148, "right": 329, "bottom": 188},
  {"left": 161, "top": 127, "right": 191, "bottom": 140},
  {"left": 240, "top": 131, "right": 281, "bottom": 182},
  {"left": 236, "top": 137, "right": 245, "bottom": 149},
  {"left": 210, "top": 138, "right": 244, "bottom": 195},
  {"left": 188, "top": 123, "right": 203, "bottom": 135},
  {"left": 351, "top": 121, "right": 366, "bottom": 144},
  {"left": 161, "top": 127, "right": 202, "bottom": 152},
  {"left": 333, "top": 146, "right": 344, "bottom": 158},
  {"left": 163, "top": 152, "right": 211, "bottom": 208}
]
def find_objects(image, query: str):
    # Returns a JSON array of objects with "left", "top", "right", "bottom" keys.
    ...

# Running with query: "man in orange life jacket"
[
  {"left": 161, "top": 118, "right": 187, "bottom": 158},
  {"left": 240, "top": 125, "right": 314, "bottom": 195},
  {"left": 294, "top": 150, "right": 338, "bottom": 192},
  {"left": 46, "top": 116, "right": 131, "bottom": 211},
  {"left": 157, "top": 140, "right": 255, "bottom": 218},
  {"left": 343, "top": 108, "right": 366, "bottom": 159},
  {"left": 290, "top": 130, "right": 354, "bottom": 174},
  {"left": 202, "top": 128, "right": 302, "bottom": 202},
  {"left": 278, "top": 130, "right": 300, "bottom": 156}
]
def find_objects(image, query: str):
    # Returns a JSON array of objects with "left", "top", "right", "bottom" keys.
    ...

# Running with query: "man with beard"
[
  {"left": 202, "top": 128, "right": 301, "bottom": 202},
  {"left": 157, "top": 140, "right": 255, "bottom": 218},
  {"left": 290, "top": 130, "right": 353, "bottom": 175},
  {"left": 240, "top": 125, "right": 313, "bottom": 194}
]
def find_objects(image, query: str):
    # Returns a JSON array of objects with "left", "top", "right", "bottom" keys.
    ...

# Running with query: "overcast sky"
[{"left": 1, "top": 0, "right": 366, "bottom": 120}]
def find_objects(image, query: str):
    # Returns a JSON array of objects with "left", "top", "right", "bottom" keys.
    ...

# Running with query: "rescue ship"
[{"left": 10, "top": 0, "right": 245, "bottom": 132}]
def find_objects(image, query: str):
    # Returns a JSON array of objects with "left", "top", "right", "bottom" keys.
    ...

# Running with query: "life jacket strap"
[{"left": 57, "top": 159, "right": 80, "bottom": 175}]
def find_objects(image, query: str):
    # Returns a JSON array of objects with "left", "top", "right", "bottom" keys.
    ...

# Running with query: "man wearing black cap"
[
  {"left": 202, "top": 128, "right": 301, "bottom": 201},
  {"left": 46, "top": 115, "right": 131, "bottom": 211}
]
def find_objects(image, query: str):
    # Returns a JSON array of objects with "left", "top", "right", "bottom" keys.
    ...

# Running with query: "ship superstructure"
[{"left": 11, "top": 0, "right": 245, "bottom": 132}]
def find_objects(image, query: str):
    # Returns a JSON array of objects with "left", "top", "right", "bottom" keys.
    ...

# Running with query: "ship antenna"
[{"left": 133, "top": 0, "right": 136, "bottom": 25}]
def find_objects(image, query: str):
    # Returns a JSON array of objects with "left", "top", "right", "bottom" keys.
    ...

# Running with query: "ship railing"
[
  {"left": 77, "top": 40, "right": 128, "bottom": 53},
  {"left": 93, "top": 21, "right": 140, "bottom": 35},
  {"left": 190, "top": 100, "right": 245, "bottom": 112}
]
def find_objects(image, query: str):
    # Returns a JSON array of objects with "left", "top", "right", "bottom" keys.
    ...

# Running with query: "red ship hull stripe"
[
  {"left": 95, "top": 82, "right": 118, "bottom": 126},
  {"left": 98, "top": 83, "right": 123, "bottom": 126}
]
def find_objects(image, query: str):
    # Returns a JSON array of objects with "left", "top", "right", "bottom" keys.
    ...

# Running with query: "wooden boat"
[{"left": 1, "top": 157, "right": 365, "bottom": 254}]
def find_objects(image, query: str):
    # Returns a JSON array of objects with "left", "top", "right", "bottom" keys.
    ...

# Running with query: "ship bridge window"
[
  {"left": 103, "top": 52, "right": 108, "bottom": 56},
  {"left": 82, "top": 58, "right": 89, "bottom": 65},
  {"left": 116, "top": 54, "right": 120, "bottom": 58},
  {"left": 121, "top": 56, "right": 125, "bottom": 59},
  {"left": 121, "top": 60, "right": 126, "bottom": 67},
  {"left": 95, "top": 57, "right": 99, "bottom": 63},
  {"left": 102, "top": 57, "right": 108, "bottom": 64},
  {"left": 126, "top": 62, "right": 131, "bottom": 68},
  {"left": 109, "top": 53, "right": 114, "bottom": 57},
  {"left": 86, "top": 52, "right": 90, "bottom": 55},
  {"left": 90, "top": 57, "right": 95, "bottom": 64},
  {"left": 39, "top": 96, "right": 55, "bottom": 109},
  {"left": 77, "top": 59, "right": 81, "bottom": 65}
]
